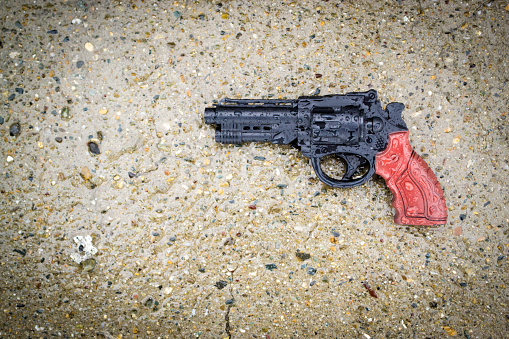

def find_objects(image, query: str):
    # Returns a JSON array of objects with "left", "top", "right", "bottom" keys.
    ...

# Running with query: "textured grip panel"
[{"left": 375, "top": 131, "right": 447, "bottom": 225}]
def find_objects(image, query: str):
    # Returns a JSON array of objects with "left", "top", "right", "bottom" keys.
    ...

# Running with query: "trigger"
[{"left": 341, "top": 154, "right": 366, "bottom": 180}]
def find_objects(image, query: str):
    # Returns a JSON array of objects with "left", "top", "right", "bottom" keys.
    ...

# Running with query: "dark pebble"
[
  {"left": 13, "top": 248, "right": 26, "bottom": 256},
  {"left": 296, "top": 251, "right": 311, "bottom": 261},
  {"left": 169, "top": 236, "right": 176, "bottom": 242},
  {"left": 276, "top": 184, "right": 287, "bottom": 188},
  {"left": 312, "top": 88, "right": 321, "bottom": 96},
  {"left": 429, "top": 301, "right": 438, "bottom": 308},
  {"left": 411, "top": 303, "right": 417, "bottom": 308},
  {"left": 198, "top": 268, "right": 205, "bottom": 273},
  {"left": 310, "top": 281, "right": 316, "bottom": 286},
  {"left": 331, "top": 231, "right": 340, "bottom": 238},
  {"left": 15, "top": 88, "right": 24, "bottom": 94},
  {"left": 307, "top": 267, "right": 317, "bottom": 276},
  {"left": 0, "top": 116, "right": 4, "bottom": 124},
  {"left": 265, "top": 263, "right": 277, "bottom": 271},
  {"left": 8, "top": 93, "right": 15, "bottom": 101},
  {"left": 55, "top": 136, "right": 63, "bottom": 143},
  {"left": 77, "top": 60, "right": 84, "bottom": 68},
  {"left": 47, "top": 30, "right": 58, "bottom": 34},
  {"left": 236, "top": 33, "right": 242, "bottom": 39},
  {"left": 315, "top": 73, "right": 322, "bottom": 78},
  {"left": 10, "top": 123, "right": 21, "bottom": 136},
  {"left": 459, "top": 214, "right": 466, "bottom": 221},
  {"left": 87, "top": 141, "right": 100, "bottom": 155},
  {"left": 63, "top": 36, "right": 69, "bottom": 42},
  {"left": 152, "top": 232, "right": 160, "bottom": 236},
  {"left": 215, "top": 280, "right": 228, "bottom": 290},
  {"left": 16, "top": 304, "right": 25, "bottom": 308},
  {"left": 459, "top": 282, "right": 468, "bottom": 287},
  {"left": 225, "top": 299, "right": 234, "bottom": 305},
  {"left": 128, "top": 171, "right": 136, "bottom": 178},
  {"left": 254, "top": 156, "right": 266, "bottom": 161},
  {"left": 36, "top": 309, "right": 44, "bottom": 314},
  {"left": 15, "top": 21, "right": 23, "bottom": 29}
]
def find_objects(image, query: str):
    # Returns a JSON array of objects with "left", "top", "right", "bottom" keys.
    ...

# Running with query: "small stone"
[
  {"left": 81, "top": 167, "right": 92, "bottom": 180},
  {"left": 88, "top": 141, "right": 100, "bottom": 155},
  {"left": 76, "top": 60, "right": 84, "bottom": 68},
  {"left": 47, "top": 30, "right": 58, "bottom": 34},
  {"left": 60, "top": 106, "right": 71, "bottom": 120},
  {"left": 128, "top": 172, "right": 136, "bottom": 178},
  {"left": 215, "top": 280, "right": 228, "bottom": 290},
  {"left": 85, "top": 42, "right": 94, "bottom": 52},
  {"left": 443, "top": 326, "right": 458, "bottom": 336},
  {"left": 225, "top": 298, "right": 234, "bottom": 305},
  {"left": 9, "top": 122, "right": 21, "bottom": 136},
  {"left": 296, "top": 251, "right": 311, "bottom": 261},
  {"left": 55, "top": 136, "right": 63, "bottom": 143},
  {"left": 453, "top": 226, "right": 462, "bottom": 236},
  {"left": 99, "top": 109, "right": 108, "bottom": 115},
  {"left": 307, "top": 267, "right": 317, "bottom": 276},
  {"left": 0, "top": 116, "right": 4, "bottom": 124},
  {"left": 37, "top": 141, "right": 44, "bottom": 149},
  {"left": 81, "top": 258, "right": 97, "bottom": 272},
  {"left": 265, "top": 264, "right": 277, "bottom": 271},
  {"left": 6, "top": 156, "right": 14, "bottom": 162},
  {"left": 144, "top": 297, "right": 154, "bottom": 308},
  {"left": 113, "top": 175, "right": 120, "bottom": 181},
  {"left": 459, "top": 214, "right": 466, "bottom": 221},
  {"left": 169, "top": 236, "right": 176, "bottom": 242}
]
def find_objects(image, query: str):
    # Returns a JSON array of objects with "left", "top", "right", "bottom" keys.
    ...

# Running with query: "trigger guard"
[{"left": 310, "top": 156, "right": 375, "bottom": 188}]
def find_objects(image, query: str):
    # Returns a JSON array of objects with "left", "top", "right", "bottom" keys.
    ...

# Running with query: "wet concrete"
[{"left": 0, "top": 0, "right": 508, "bottom": 338}]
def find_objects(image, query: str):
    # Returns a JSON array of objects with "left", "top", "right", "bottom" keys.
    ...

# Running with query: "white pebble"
[
  {"left": 85, "top": 42, "right": 94, "bottom": 52},
  {"left": 6, "top": 156, "right": 14, "bottom": 162}
]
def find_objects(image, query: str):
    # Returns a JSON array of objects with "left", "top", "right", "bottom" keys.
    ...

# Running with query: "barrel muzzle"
[{"left": 204, "top": 107, "right": 217, "bottom": 125}]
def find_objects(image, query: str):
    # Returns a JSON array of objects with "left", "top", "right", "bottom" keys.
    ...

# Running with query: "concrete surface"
[{"left": 0, "top": 0, "right": 508, "bottom": 338}]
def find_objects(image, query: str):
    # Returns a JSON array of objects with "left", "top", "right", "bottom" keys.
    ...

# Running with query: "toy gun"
[{"left": 204, "top": 90, "right": 447, "bottom": 226}]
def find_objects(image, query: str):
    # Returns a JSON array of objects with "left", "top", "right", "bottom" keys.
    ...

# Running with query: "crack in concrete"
[{"left": 224, "top": 266, "right": 237, "bottom": 339}]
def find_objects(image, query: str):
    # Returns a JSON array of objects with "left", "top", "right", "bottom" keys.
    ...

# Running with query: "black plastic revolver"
[{"left": 204, "top": 90, "right": 447, "bottom": 226}]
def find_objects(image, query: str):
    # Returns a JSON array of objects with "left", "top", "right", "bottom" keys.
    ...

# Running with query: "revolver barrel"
[{"left": 205, "top": 98, "right": 299, "bottom": 144}]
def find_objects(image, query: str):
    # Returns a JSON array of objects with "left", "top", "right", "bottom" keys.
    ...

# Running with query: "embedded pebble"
[
  {"left": 9, "top": 122, "right": 21, "bottom": 136},
  {"left": 88, "top": 141, "right": 100, "bottom": 155},
  {"left": 84, "top": 42, "right": 94, "bottom": 51},
  {"left": 81, "top": 258, "right": 97, "bottom": 272},
  {"left": 81, "top": 167, "right": 92, "bottom": 180},
  {"left": 60, "top": 106, "right": 71, "bottom": 120}
]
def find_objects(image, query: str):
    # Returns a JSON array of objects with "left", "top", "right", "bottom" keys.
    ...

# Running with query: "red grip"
[{"left": 375, "top": 131, "right": 447, "bottom": 225}]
